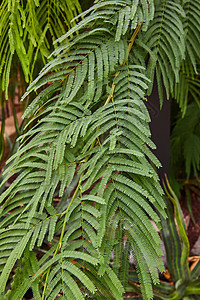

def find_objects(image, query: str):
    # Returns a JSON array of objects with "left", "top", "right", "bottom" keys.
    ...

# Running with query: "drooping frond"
[
  {"left": 137, "top": 0, "right": 185, "bottom": 105},
  {"left": 182, "top": 0, "right": 200, "bottom": 73},
  {"left": 172, "top": 62, "right": 200, "bottom": 115},
  {"left": 62, "top": 0, "right": 155, "bottom": 42},
  {"left": 0, "top": 97, "right": 166, "bottom": 299},
  {"left": 169, "top": 0, "right": 200, "bottom": 114},
  {"left": 113, "top": 64, "right": 150, "bottom": 100},
  {"left": 1, "top": 1, "right": 191, "bottom": 299}
]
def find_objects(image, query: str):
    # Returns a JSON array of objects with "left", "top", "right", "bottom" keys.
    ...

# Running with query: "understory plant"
[
  {"left": 170, "top": 100, "right": 200, "bottom": 219},
  {"left": 126, "top": 179, "right": 200, "bottom": 299},
  {"left": 0, "top": 0, "right": 200, "bottom": 299},
  {"left": 169, "top": 2, "right": 200, "bottom": 208}
]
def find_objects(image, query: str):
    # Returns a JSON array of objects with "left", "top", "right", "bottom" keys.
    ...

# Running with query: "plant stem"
[{"left": 41, "top": 174, "right": 83, "bottom": 299}]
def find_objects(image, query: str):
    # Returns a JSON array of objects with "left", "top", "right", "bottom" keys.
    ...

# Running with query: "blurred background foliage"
[{"left": 0, "top": 0, "right": 82, "bottom": 162}]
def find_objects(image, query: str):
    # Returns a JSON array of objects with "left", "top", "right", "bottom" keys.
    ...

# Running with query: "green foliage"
[
  {"left": 0, "top": 0, "right": 200, "bottom": 299},
  {"left": 169, "top": 101, "right": 200, "bottom": 217},
  {"left": 0, "top": 0, "right": 82, "bottom": 94},
  {"left": 0, "top": 0, "right": 82, "bottom": 161},
  {"left": 126, "top": 179, "right": 200, "bottom": 299},
  {"left": 172, "top": 0, "right": 200, "bottom": 116},
  {"left": 182, "top": 0, "right": 200, "bottom": 74},
  {"left": 142, "top": 0, "right": 186, "bottom": 104},
  {"left": 171, "top": 102, "right": 200, "bottom": 180},
  {"left": 169, "top": 0, "right": 200, "bottom": 213},
  {"left": 172, "top": 62, "right": 200, "bottom": 117}
]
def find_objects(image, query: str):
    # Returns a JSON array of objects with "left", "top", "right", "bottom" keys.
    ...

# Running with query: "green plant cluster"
[
  {"left": 0, "top": 0, "right": 82, "bottom": 160},
  {"left": 0, "top": 0, "right": 82, "bottom": 94},
  {"left": 126, "top": 179, "right": 200, "bottom": 300},
  {"left": 170, "top": 99, "right": 200, "bottom": 213},
  {"left": 0, "top": 0, "right": 200, "bottom": 299},
  {"left": 169, "top": 0, "right": 200, "bottom": 195},
  {"left": 171, "top": 102, "right": 200, "bottom": 181}
]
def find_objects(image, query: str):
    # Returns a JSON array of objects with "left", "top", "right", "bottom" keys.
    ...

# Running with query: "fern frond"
[
  {"left": 0, "top": 227, "right": 33, "bottom": 292},
  {"left": 172, "top": 60, "right": 200, "bottom": 115},
  {"left": 0, "top": 1, "right": 173, "bottom": 299},
  {"left": 182, "top": 0, "right": 200, "bottom": 73},
  {"left": 139, "top": 0, "right": 185, "bottom": 104}
]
